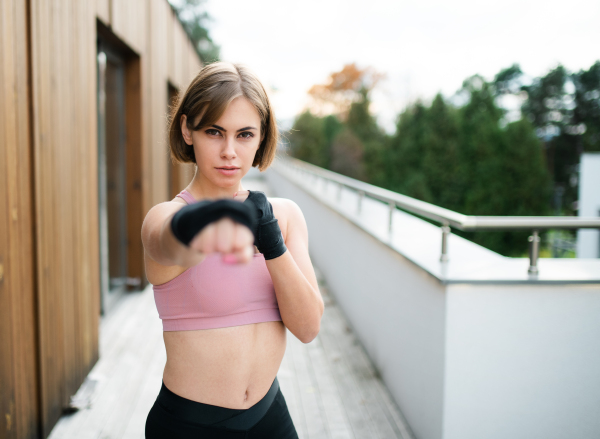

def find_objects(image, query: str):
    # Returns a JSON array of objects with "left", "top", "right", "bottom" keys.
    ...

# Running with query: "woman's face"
[{"left": 181, "top": 96, "right": 262, "bottom": 188}]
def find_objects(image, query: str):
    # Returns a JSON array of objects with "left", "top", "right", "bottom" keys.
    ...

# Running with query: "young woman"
[{"left": 142, "top": 62, "right": 324, "bottom": 438}]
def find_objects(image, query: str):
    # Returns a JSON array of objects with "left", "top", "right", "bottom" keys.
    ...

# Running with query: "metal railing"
[{"left": 278, "top": 157, "right": 600, "bottom": 276}]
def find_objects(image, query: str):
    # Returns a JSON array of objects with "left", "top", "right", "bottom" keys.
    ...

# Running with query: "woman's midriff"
[{"left": 162, "top": 319, "right": 287, "bottom": 410}]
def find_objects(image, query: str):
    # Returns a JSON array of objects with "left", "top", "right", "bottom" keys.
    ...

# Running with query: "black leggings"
[{"left": 145, "top": 376, "right": 298, "bottom": 438}]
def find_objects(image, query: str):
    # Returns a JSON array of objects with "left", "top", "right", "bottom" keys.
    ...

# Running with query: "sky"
[{"left": 202, "top": 0, "right": 599, "bottom": 133}]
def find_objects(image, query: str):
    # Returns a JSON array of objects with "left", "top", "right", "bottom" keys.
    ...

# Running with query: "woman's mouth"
[{"left": 216, "top": 167, "right": 240, "bottom": 176}]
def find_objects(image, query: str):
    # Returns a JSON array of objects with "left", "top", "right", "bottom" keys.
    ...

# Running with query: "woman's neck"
[{"left": 186, "top": 169, "right": 245, "bottom": 200}]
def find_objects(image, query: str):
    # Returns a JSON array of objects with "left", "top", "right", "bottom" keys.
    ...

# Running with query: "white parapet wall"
[{"left": 264, "top": 158, "right": 600, "bottom": 439}]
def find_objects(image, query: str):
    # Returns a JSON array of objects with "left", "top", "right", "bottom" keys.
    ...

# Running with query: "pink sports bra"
[{"left": 152, "top": 190, "right": 282, "bottom": 331}]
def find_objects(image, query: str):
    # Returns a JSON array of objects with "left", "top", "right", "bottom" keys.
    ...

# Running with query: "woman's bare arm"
[
  {"left": 142, "top": 202, "right": 206, "bottom": 267},
  {"left": 266, "top": 199, "right": 324, "bottom": 343}
]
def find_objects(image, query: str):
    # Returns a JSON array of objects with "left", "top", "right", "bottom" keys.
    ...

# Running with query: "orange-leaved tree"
[{"left": 307, "top": 63, "right": 384, "bottom": 120}]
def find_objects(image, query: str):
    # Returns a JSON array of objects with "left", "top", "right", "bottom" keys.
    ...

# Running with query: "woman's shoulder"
[
  {"left": 269, "top": 197, "right": 305, "bottom": 238},
  {"left": 269, "top": 197, "right": 301, "bottom": 218}
]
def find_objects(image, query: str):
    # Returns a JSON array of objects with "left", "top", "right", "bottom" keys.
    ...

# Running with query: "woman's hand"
[
  {"left": 188, "top": 216, "right": 255, "bottom": 264},
  {"left": 233, "top": 190, "right": 259, "bottom": 255},
  {"left": 235, "top": 190, "right": 287, "bottom": 260}
]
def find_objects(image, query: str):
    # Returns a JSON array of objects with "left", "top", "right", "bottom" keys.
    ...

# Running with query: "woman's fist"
[
  {"left": 189, "top": 217, "right": 255, "bottom": 264},
  {"left": 169, "top": 198, "right": 257, "bottom": 264}
]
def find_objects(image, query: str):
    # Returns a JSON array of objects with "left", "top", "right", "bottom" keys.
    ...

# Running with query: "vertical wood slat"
[
  {"left": 166, "top": 4, "right": 201, "bottom": 202},
  {"left": 182, "top": 35, "right": 190, "bottom": 86},
  {"left": 36, "top": 0, "right": 63, "bottom": 433},
  {"left": 140, "top": 0, "right": 153, "bottom": 236},
  {"left": 183, "top": 35, "right": 201, "bottom": 192},
  {"left": 172, "top": 19, "right": 183, "bottom": 89},
  {"left": 31, "top": 0, "right": 55, "bottom": 435},
  {"left": 0, "top": 0, "right": 40, "bottom": 438},
  {"left": 166, "top": 3, "right": 174, "bottom": 85},
  {"left": 62, "top": 0, "right": 77, "bottom": 403},
  {"left": 84, "top": 0, "right": 101, "bottom": 374},
  {"left": 168, "top": 84, "right": 181, "bottom": 200},
  {"left": 149, "top": 0, "right": 169, "bottom": 206},
  {"left": 74, "top": 0, "right": 100, "bottom": 395}
]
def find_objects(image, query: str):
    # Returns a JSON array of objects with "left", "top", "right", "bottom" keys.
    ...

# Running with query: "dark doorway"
[
  {"left": 97, "top": 30, "right": 144, "bottom": 314},
  {"left": 97, "top": 43, "right": 128, "bottom": 314}
]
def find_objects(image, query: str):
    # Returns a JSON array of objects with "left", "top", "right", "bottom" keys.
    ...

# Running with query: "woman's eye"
[
  {"left": 205, "top": 129, "right": 221, "bottom": 136},
  {"left": 239, "top": 132, "right": 254, "bottom": 139}
]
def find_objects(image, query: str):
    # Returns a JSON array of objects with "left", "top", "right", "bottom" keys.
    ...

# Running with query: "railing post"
[
  {"left": 357, "top": 191, "right": 364, "bottom": 215},
  {"left": 528, "top": 230, "right": 540, "bottom": 275},
  {"left": 440, "top": 224, "right": 450, "bottom": 262},
  {"left": 388, "top": 202, "right": 394, "bottom": 234}
]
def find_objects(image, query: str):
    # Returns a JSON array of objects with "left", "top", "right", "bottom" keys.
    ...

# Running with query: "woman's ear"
[{"left": 180, "top": 114, "right": 193, "bottom": 146}]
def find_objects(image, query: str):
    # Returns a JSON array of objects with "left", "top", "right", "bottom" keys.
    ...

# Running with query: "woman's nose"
[{"left": 221, "top": 136, "right": 237, "bottom": 159}]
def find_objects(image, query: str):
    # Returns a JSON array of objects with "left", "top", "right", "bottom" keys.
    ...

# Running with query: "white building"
[{"left": 577, "top": 152, "right": 600, "bottom": 258}]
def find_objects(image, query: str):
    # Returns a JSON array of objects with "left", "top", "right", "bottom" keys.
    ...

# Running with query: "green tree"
[
  {"left": 493, "top": 64, "right": 524, "bottom": 95},
  {"left": 458, "top": 75, "right": 507, "bottom": 216},
  {"left": 288, "top": 111, "right": 329, "bottom": 168},
  {"left": 521, "top": 65, "right": 579, "bottom": 214},
  {"left": 346, "top": 87, "right": 387, "bottom": 184},
  {"left": 421, "top": 94, "right": 462, "bottom": 211},
  {"left": 380, "top": 76, "right": 550, "bottom": 256},
  {"left": 503, "top": 118, "right": 552, "bottom": 217},
  {"left": 457, "top": 75, "right": 551, "bottom": 255},
  {"left": 330, "top": 128, "right": 366, "bottom": 180},
  {"left": 383, "top": 94, "right": 462, "bottom": 206},
  {"left": 291, "top": 65, "right": 386, "bottom": 183},
  {"left": 492, "top": 61, "right": 600, "bottom": 217},
  {"left": 322, "top": 114, "right": 344, "bottom": 165},
  {"left": 573, "top": 61, "right": 600, "bottom": 153},
  {"left": 385, "top": 101, "right": 433, "bottom": 201}
]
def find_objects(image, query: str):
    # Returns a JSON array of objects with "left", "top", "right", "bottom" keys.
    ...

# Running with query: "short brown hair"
[{"left": 168, "top": 62, "right": 278, "bottom": 171}]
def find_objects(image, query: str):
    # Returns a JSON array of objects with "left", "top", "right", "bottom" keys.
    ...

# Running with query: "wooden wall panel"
[
  {"left": 30, "top": 1, "right": 100, "bottom": 436},
  {"left": 148, "top": 0, "right": 170, "bottom": 207},
  {"left": 166, "top": 5, "right": 174, "bottom": 86},
  {"left": 166, "top": 8, "right": 201, "bottom": 203},
  {"left": 0, "top": 1, "right": 40, "bottom": 438},
  {"left": 139, "top": 5, "right": 153, "bottom": 243},
  {"left": 96, "top": 0, "right": 109, "bottom": 25},
  {"left": 188, "top": 38, "right": 202, "bottom": 77},
  {"left": 180, "top": 37, "right": 200, "bottom": 193},
  {"left": 181, "top": 35, "right": 190, "bottom": 87},
  {"left": 109, "top": 0, "right": 146, "bottom": 56},
  {"left": 171, "top": 15, "right": 183, "bottom": 89},
  {"left": 77, "top": 0, "right": 102, "bottom": 382}
]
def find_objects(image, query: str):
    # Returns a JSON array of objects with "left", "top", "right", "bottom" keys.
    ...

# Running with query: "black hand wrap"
[
  {"left": 170, "top": 199, "right": 257, "bottom": 247},
  {"left": 243, "top": 190, "right": 287, "bottom": 260}
]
